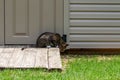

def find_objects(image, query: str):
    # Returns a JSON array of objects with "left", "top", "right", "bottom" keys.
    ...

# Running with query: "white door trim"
[{"left": 64, "top": 0, "right": 70, "bottom": 44}]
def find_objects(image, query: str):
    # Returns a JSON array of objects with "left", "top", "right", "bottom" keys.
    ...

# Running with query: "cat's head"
[
  {"left": 55, "top": 33, "right": 69, "bottom": 52},
  {"left": 59, "top": 42, "right": 69, "bottom": 52}
]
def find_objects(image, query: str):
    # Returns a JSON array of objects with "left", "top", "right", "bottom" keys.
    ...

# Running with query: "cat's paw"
[
  {"left": 47, "top": 46, "right": 51, "bottom": 48},
  {"left": 56, "top": 45, "right": 59, "bottom": 48}
]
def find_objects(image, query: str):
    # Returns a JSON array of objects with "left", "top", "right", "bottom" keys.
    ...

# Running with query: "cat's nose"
[{"left": 66, "top": 44, "right": 69, "bottom": 46}]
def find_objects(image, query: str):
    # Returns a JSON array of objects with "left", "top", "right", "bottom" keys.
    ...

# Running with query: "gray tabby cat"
[{"left": 36, "top": 32, "right": 68, "bottom": 52}]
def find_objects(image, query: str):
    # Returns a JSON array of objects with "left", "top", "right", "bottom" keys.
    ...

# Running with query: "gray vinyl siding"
[{"left": 65, "top": 0, "right": 120, "bottom": 48}]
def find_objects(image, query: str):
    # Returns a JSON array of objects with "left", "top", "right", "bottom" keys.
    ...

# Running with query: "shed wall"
[{"left": 65, "top": 0, "right": 120, "bottom": 48}]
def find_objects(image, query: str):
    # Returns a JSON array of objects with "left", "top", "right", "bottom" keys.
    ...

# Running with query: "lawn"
[{"left": 0, "top": 55, "right": 120, "bottom": 80}]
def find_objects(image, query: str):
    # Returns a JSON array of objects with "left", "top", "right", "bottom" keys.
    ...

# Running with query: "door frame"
[
  {"left": 0, "top": 0, "right": 4, "bottom": 45},
  {"left": 64, "top": 0, "right": 69, "bottom": 44}
]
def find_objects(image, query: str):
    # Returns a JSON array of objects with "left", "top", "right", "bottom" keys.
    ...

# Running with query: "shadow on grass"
[
  {"left": 0, "top": 68, "right": 63, "bottom": 73},
  {"left": 0, "top": 68, "right": 48, "bottom": 72}
]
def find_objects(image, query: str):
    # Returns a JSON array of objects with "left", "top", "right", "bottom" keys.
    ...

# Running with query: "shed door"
[
  {"left": 1, "top": 0, "right": 61, "bottom": 45},
  {"left": 64, "top": 0, "right": 120, "bottom": 48},
  {"left": 5, "top": 0, "right": 41, "bottom": 44}
]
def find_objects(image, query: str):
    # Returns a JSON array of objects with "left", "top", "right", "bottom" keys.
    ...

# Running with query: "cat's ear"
[
  {"left": 55, "top": 33, "right": 61, "bottom": 37},
  {"left": 65, "top": 44, "right": 69, "bottom": 47}
]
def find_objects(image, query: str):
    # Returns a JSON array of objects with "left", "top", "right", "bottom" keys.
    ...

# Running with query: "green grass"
[{"left": 0, "top": 55, "right": 120, "bottom": 80}]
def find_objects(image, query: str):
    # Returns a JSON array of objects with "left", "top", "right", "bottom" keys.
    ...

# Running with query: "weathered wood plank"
[
  {"left": 8, "top": 48, "right": 24, "bottom": 68},
  {"left": 0, "top": 52, "right": 13, "bottom": 68},
  {"left": 48, "top": 48, "right": 62, "bottom": 70},
  {"left": 0, "top": 47, "right": 3, "bottom": 52},
  {"left": 8, "top": 48, "right": 48, "bottom": 68},
  {"left": 21, "top": 48, "right": 36, "bottom": 68},
  {"left": 35, "top": 48, "right": 48, "bottom": 68},
  {"left": 0, "top": 47, "right": 62, "bottom": 69},
  {"left": 2, "top": 47, "right": 15, "bottom": 53}
]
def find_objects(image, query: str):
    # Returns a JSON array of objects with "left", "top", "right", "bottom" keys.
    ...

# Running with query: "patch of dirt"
[
  {"left": 97, "top": 56, "right": 113, "bottom": 62},
  {"left": 61, "top": 55, "right": 76, "bottom": 71},
  {"left": 62, "top": 48, "right": 120, "bottom": 55}
]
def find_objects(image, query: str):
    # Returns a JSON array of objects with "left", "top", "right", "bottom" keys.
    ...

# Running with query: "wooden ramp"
[{"left": 0, "top": 47, "right": 62, "bottom": 70}]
